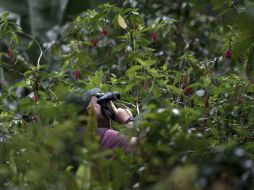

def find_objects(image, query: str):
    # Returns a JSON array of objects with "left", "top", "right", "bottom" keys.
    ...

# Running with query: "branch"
[
  {"left": 0, "top": 63, "right": 37, "bottom": 82},
  {"left": 43, "top": 32, "right": 73, "bottom": 53},
  {"left": 16, "top": 30, "right": 43, "bottom": 67}
]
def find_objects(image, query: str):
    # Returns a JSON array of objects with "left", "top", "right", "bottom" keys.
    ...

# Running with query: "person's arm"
[
  {"left": 87, "top": 96, "right": 110, "bottom": 128},
  {"left": 109, "top": 101, "right": 137, "bottom": 147},
  {"left": 110, "top": 101, "right": 134, "bottom": 127}
]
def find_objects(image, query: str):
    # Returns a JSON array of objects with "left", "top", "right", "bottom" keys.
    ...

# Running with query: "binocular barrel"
[{"left": 97, "top": 92, "right": 121, "bottom": 104}]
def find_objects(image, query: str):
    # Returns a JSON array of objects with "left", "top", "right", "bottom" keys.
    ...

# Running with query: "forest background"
[{"left": 1, "top": 0, "right": 254, "bottom": 189}]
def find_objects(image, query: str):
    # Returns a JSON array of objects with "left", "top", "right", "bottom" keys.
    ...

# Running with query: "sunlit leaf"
[{"left": 118, "top": 14, "right": 127, "bottom": 29}]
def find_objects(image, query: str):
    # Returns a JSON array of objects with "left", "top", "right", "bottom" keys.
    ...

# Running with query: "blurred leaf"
[
  {"left": 118, "top": 14, "right": 127, "bottom": 29},
  {"left": 75, "top": 163, "right": 91, "bottom": 189}
]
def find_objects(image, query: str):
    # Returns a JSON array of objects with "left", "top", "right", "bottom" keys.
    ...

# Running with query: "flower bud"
[
  {"left": 75, "top": 69, "right": 81, "bottom": 79},
  {"left": 33, "top": 94, "right": 40, "bottom": 102},
  {"left": 183, "top": 86, "right": 193, "bottom": 95},
  {"left": 91, "top": 38, "right": 99, "bottom": 47},
  {"left": 101, "top": 28, "right": 109, "bottom": 36},
  {"left": 225, "top": 48, "right": 232, "bottom": 59},
  {"left": 151, "top": 32, "right": 158, "bottom": 43},
  {"left": 7, "top": 47, "right": 14, "bottom": 58}
]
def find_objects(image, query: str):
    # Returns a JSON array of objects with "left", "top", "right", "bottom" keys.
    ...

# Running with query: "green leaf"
[
  {"left": 126, "top": 65, "right": 142, "bottom": 76},
  {"left": 1, "top": 12, "right": 10, "bottom": 25},
  {"left": 135, "top": 58, "right": 157, "bottom": 68},
  {"left": 167, "top": 85, "right": 182, "bottom": 95},
  {"left": 14, "top": 80, "right": 27, "bottom": 88},
  {"left": 75, "top": 163, "right": 91, "bottom": 190},
  {"left": 247, "top": 84, "right": 254, "bottom": 92},
  {"left": 118, "top": 14, "right": 127, "bottom": 29},
  {"left": 111, "top": 160, "right": 125, "bottom": 190}
]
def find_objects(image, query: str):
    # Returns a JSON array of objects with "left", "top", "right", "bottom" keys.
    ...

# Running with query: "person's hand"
[
  {"left": 87, "top": 96, "right": 110, "bottom": 128},
  {"left": 110, "top": 101, "right": 133, "bottom": 125}
]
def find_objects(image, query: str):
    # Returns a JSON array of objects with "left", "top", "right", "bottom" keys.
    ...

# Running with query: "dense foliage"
[{"left": 1, "top": 0, "right": 254, "bottom": 189}]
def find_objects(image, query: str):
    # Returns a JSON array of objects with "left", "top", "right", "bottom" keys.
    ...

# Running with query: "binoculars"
[
  {"left": 96, "top": 92, "right": 121, "bottom": 121},
  {"left": 96, "top": 92, "right": 121, "bottom": 104}
]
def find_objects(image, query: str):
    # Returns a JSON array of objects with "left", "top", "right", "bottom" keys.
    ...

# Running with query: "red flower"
[
  {"left": 225, "top": 48, "right": 232, "bottom": 59},
  {"left": 91, "top": 38, "right": 98, "bottom": 47},
  {"left": 33, "top": 95, "right": 40, "bottom": 102},
  {"left": 75, "top": 69, "right": 81, "bottom": 79},
  {"left": 151, "top": 32, "right": 158, "bottom": 43},
  {"left": 101, "top": 28, "right": 109, "bottom": 36},
  {"left": 7, "top": 48, "right": 14, "bottom": 58},
  {"left": 183, "top": 86, "right": 193, "bottom": 95}
]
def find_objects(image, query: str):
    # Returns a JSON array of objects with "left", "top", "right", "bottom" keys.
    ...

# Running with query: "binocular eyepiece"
[{"left": 96, "top": 92, "right": 121, "bottom": 104}]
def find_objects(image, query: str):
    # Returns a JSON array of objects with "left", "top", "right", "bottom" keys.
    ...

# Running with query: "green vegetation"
[{"left": 1, "top": 0, "right": 254, "bottom": 189}]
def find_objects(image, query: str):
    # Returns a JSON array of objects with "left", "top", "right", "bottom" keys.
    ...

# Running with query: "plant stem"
[{"left": 246, "top": 43, "right": 254, "bottom": 80}]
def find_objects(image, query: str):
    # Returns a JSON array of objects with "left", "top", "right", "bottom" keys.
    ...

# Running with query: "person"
[
  {"left": 87, "top": 96, "right": 137, "bottom": 151},
  {"left": 66, "top": 88, "right": 137, "bottom": 152}
]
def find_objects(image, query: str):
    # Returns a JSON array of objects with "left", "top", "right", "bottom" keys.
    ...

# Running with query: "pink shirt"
[{"left": 100, "top": 129, "right": 129, "bottom": 150}]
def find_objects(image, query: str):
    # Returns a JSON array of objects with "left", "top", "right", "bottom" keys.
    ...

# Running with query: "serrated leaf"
[
  {"left": 167, "top": 85, "right": 182, "bottom": 95},
  {"left": 118, "top": 14, "right": 127, "bottom": 29},
  {"left": 1, "top": 12, "right": 9, "bottom": 25},
  {"left": 126, "top": 65, "right": 142, "bottom": 76}
]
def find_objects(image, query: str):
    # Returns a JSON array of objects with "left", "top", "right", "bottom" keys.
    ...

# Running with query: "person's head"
[
  {"left": 65, "top": 88, "right": 110, "bottom": 128},
  {"left": 87, "top": 96, "right": 110, "bottom": 128},
  {"left": 65, "top": 88, "right": 101, "bottom": 115}
]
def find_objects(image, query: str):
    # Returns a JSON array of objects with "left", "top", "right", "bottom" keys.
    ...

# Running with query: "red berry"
[
  {"left": 101, "top": 28, "right": 109, "bottom": 36},
  {"left": 91, "top": 38, "right": 98, "bottom": 47},
  {"left": 183, "top": 86, "right": 193, "bottom": 95},
  {"left": 151, "top": 32, "right": 158, "bottom": 43},
  {"left": 75, "top": 69, "right": 81, "bottom": 79},
  {"left": 225, "top": 48, "right": 232, "bottom": 59}
]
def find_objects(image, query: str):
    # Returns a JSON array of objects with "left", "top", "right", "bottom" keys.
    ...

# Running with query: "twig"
[
  {"left": 136, "top": 101, "right": 140, "bottom": 114},
  {"left": 48, "top": 88, "right": 57, "bottom": 99},
  {"left": 16, "top": 30, "right": 43, "bottom": 67},
  {"left": 0, "top": 64, "right": 37, "bottom": 82},
  {"left": 129, "top": 30, "right": 135, "bottom": 52},
  {"left": 43, "top": 32, "right": 73, "bottom": 53},
  {"left": 35, "top": 70, "right": 69, "bottom": 85}
]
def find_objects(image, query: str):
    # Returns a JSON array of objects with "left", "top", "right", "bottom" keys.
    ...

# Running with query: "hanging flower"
[
  {"left": 151, "top": 32, "right": 158, "bottom": 43},
  {"left": 101, "top": 28, "right": 109, "bottom": 36},
  {"left": 225, "top": 48, "right": 232, "bottom": 59},
  {"left": 75, "top": 69, "right": 81, "bottom": 79},
  {"left": 33, "top": 94, "right": 40, "bottom": 102},
  {"left": 7, "top": 47, "right": 14, "bottom": 58},
  {"left": 183, "top": 86, "right": 193, "bottom": 95},
  {"left": 91, "top": 38, "right": 99, "bottom": 47}
]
